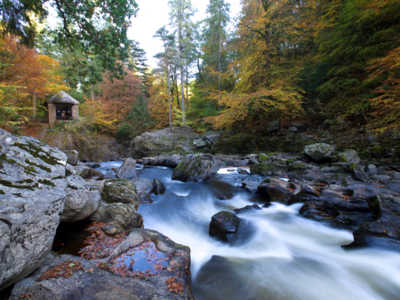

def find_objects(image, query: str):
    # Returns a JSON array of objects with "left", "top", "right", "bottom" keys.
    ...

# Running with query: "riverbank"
[{"left": 1, "top": 127, "right": 400, "bottom": 299}]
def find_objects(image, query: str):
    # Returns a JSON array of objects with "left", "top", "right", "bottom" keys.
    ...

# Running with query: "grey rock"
[
  {"left": 0, "top": 132, "right": 68, "bottom": 290},
  {"left": 304, "top": 143, "right": 336, "bottom": 163},
  {"left": 338, "top": 149, "right": 360, "bottom": 165},
  {"left": 102, "top": 179, "right": 139, "bottom": 207},
  {"left": 132, "top": 127, "right": 199, "bottom": 157},
  {"left": 257, "top": 178, "right": 300, "bottom": 205},
  {"left": 193, "top": 138, "right": 207, "bottom": 148},
  {"left": 140, "top": 154, "right": 183, "bottom": 168},
  {"left": 151, "top": 179, "right": 166, "bottom": 195},
  {"left": 61, "top": 176, "right": 101, "bottom": 222},
  {"left": 80, "top": 167, "right": 104, "bottom": 180},
  {"left": 64, "top": 150, "right": 79, "bottom": 166},
  {"left": 91, "top": 202, "right": 143, "bottom": 233},
  {"left": 374, "top": 174, "right": 392, "bottom": 184},
  {"left": 117, "top": 158, "right": 137, "bottom": 179},
  {"left": 209, "top": 211, "right": 241, "bottom": 242},
  {"left": 172, "top": 154, "right": 223, "bottom": 182},
  {"left": 10, "top": 229, "right": 193, "bottom": 300},
  {"left": 135, "top": 177, "right": 154, "bottom": 203},
  {"left": 367, "top": 164, "right": 378, "bottom": 175}
]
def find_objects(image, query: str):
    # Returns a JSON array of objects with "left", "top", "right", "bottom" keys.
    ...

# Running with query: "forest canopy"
[{"left": 0, "top": 0, "right": 399, "bottom": 143}]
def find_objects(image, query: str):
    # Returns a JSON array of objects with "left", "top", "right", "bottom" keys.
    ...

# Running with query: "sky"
[{"left": 129, "top": 0, "right": 242, "bottom": 67}]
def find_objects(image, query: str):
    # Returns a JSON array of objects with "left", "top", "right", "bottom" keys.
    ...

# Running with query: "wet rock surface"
[
  {"left": 117, "top": 158, "right": 137, "bottom": 179},
  {"left": 10, "top": 229, "right": 193, "bottom": 300},
  {"left": 209, "top": 211, "right": 253, "bottom": 244}
]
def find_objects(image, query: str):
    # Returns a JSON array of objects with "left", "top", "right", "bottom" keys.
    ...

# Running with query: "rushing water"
[{"left": 99, "top": 162, "right": 400, "bottom": 300}]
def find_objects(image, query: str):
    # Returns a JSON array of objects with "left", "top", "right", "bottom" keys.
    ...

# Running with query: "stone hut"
[{"left": 47, "top": 91, "right": 80, "bottom": 128}]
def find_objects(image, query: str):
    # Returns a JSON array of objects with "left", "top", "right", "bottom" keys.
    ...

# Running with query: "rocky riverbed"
[{"left": 1, "top": 127, "right": 400, "bottom": 299}]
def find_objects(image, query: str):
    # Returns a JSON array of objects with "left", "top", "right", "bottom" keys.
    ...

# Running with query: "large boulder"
[
  {"left": 132, "top": 127, "right": 200, "bottom": 157},
  {"left": 64, "top": 150, "right": 79, "bottom": 166},
  {"left": 140, "top": 154, "right": 183, "bottom": 168},
  {"left": 338, "top": 149, "right": 361, "bottom": 165},
  {"left": 0, "top": 129, "right": 68, "bottom": 290},
  {"left": 60, "top": 176, "right": 101, "bottom": 223},
  {"left": 116, "top": 158, "right": 137, "bottom": 179},
  {"left": 102, "top": 179, "right": 139, "bottom": 207},
  {"left": 209, "top": 211, "right": 241, "bottom": 242},
  {"left": 151, "top": 178, "right": 166, "bottom": 195},
  {"left": 91, "top": 203, "right": 143, "bottom": 233},
  {"left": 257, "top": 178, "right": 300, "bottom": 205},
  {"left": 304, "top": 143, "right": 336, "bottom": 163},
  {"left": 172, "top": 154, "right": 223, "bottom": 182},
  {"left": 10, "top": 229, "right": 194, "bottom": 300}
]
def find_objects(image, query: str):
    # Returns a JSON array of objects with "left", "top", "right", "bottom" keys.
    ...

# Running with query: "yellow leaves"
[
  {"left": 210, "top": 81, "right": 304, "bottom": 130},
  {"left": 80, "top": 98, "right": 118, "bottom": 133},
  {"left": 367, "top": 46, "right": 400, "bottom": 131}
]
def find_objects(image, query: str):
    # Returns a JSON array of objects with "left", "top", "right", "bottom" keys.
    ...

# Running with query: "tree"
[
  {"left": 0, "top": 34, "right": 67, "bottom": 128},
  {"left": 168, "top": 0, "right": 195, "bottom": 125},
  {"left": 1, "top": 0, "right": 138, "bottom": 84},
  {"left": 155, "top": 26, "right": 178, "bottom": 128},
  {"left": 98, "top": 69, "right": 142, "bottom": 122},
  {"left": 201, "top": 0, "right": 230, "bottom": 91}
]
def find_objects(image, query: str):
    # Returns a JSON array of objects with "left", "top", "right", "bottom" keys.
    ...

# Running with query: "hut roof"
[{"left": 47, "top": 91, "right": 80, "bottom": 105}]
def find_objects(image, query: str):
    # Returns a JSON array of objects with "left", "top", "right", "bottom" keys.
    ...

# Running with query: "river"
[{"left": 100, "top": 162, "right": 400, "bottom": 300}]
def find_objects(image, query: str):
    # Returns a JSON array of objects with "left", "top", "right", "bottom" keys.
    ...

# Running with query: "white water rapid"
[{"left": 100, "top": 162, "right": 400, "bottom": 300}]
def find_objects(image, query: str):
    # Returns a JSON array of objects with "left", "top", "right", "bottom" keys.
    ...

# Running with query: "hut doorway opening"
[{"left": 56, "top": 104, "right": 73, "bottom": 120}]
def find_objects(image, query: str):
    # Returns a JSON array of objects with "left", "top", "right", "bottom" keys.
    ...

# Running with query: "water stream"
[{"left": 100, "top": 162, "right": 400, "bottom": 300}]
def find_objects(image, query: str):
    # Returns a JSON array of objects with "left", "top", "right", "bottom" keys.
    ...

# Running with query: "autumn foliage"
[{"left": 0, "top": 34, "right": 67, "bottom": 129}]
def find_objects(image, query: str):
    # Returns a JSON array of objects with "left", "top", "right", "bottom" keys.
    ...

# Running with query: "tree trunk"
[
  {"left": 32, "top": 93, "right": 37, "bottom": 119},
  {"left": 168, "top": 69, "right": 172, "bottom": 128},
  {"left": 180, "top": 66, "right": 185, "bottom": 125}
]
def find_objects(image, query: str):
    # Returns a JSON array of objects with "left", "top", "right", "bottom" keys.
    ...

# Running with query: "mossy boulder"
[
  {"left": 304, "top": 143, "right": 336, "bottom": 163},
  {"left": 338, "top": 149, "right": 360, "bottom": 165},
  {"left": 102, "top": 179, "right": 139, "bottom": 208},
  {"left": 132, "top": 127, "right": 200, "bottom": 157},
  {"left": 172, "top": 154, "right": 223, "bottom": 182},
  {"left": 0, "top": 129, "right": 68, "bottom": 290}
]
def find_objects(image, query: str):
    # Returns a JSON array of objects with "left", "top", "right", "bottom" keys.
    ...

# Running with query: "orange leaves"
[
  {"left": 37, "top": 261, "right": 84, "bottom": 282},
  {"left": 98, "top": 70, "right": 142, "bottom": 121},
  {"left": 166, "top": 277, "right": 184, "bottom": 295},
  {"left": 79, "top": 222, "right": 126, "bottom": 260},
  {"left": 0, "top": 34, "right": 67, "bottom": 128},
  {"left": 1, "top": 35, "right": 67, "bottom": 99}
]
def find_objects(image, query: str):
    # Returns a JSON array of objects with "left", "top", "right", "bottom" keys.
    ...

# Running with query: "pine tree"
[{"left": 168, "top": 0, "right": 195, "bottom": 125}]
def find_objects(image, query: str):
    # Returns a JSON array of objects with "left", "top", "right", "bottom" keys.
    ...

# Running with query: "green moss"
[
  {"left": 0, "top": 190, "right": 4, "bottom": 195},
  {"left": 14, "top": 142, "right": 61, "bottom": 166},
  {"left": 25, "top": 159, "right": 51, "bottom": 172},
  {"left": 0, "top": 153, "right": 17, "bottom": 168},
  {"left": 23, "top": 166, "right": 38, "bottom": 176},
  {"left": 258, "top": 153, "right": 271, "bottom": 162},
  {"left": 38, "top": 179, "right": 56, "bottom": 187},
  {"left": 250, "top": 162, "right": 275, "bottom": 176},
  {"left": 0, "top": 179, "right": 38, "bottom": 190}
]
